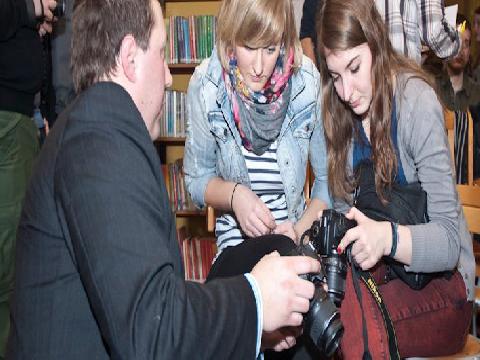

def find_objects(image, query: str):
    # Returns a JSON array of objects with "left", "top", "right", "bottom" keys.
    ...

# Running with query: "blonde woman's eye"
[{"left": 267, "top": 46, "right": 277, "bottom": 54}]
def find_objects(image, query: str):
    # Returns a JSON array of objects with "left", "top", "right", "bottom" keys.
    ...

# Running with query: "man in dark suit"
[{"left": 6, "top": 0, "right": 320, "bottom": 358}]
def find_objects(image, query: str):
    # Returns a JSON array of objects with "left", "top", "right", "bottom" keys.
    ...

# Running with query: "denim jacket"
[{"left": 184, "top": 50, "right": 330, "bottom": 223}]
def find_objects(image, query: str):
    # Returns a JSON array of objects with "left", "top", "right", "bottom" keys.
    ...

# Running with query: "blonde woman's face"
[
  {"left": 325, "top": 43, "right": 373, "bottom": 118},
  {"left": 234, "top": 44, "right": 281, "bottom": 92}
]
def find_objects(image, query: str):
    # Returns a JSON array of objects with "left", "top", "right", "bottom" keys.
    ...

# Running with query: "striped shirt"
[
  {"left": 215, "top": 141, "right": 288, "bottom": 255},
  {"left": 375, "top": 0, "right": 459, "bottom": 64}
]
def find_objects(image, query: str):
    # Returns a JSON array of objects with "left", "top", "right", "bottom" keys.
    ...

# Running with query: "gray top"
[{"left": 333, "top": 74, "right": 475, "bottom": 301}]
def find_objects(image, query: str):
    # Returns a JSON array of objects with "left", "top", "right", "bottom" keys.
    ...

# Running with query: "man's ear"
[{"left": 118, "top": 35, "right": 138, "bottom": 82}]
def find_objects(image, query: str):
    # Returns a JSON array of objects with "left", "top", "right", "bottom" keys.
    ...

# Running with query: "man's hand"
[
  {"left": 261, "top": 326, "right": 302, "bottom": 352},
  {"left": 232, "top": 184, "right": 276, "bottom": 238},
  {"left": 251, "top": 252, "right": 320, "bottom": 332}
]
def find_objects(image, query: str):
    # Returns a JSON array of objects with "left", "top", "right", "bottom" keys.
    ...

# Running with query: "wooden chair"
[
  {"left": 444, "top": 109, "right": 480, "bottom": 233},
  {"left": 445, "top": 109, "right": 480, "bottom": 339},
  {"left": 206, "top": 163, "right": 313, "bottom": 232}
]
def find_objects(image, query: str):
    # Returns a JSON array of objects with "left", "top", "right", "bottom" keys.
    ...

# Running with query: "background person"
[
  {"left": 473, "top": 6, "right": 480, "bottom": 82},
  {"left": 315, "top": 0, "right": 473, "bottom": 357},
  {"left": 435, "top": 15, "right": 480, "bottom": 183},
  {"left": 0, "top": 0, "right": 56, "bottom": 357},
  {"left": 300, "top": 0, "right": 461, "bottom": 66},
  {"left": 6, "top": 0, "right": 321, "bottom": 358}
]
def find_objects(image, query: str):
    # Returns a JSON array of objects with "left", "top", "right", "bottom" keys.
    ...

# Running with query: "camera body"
[{"left": 310, "top": 209, "right": 356, "bottom": 305}]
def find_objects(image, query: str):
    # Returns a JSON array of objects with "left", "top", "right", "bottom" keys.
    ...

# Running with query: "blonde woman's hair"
[{"left": 216, "top": 0, "right": 302, "bottom": 71}]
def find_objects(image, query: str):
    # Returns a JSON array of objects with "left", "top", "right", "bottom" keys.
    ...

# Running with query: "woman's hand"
[
  {"left": 261, "top": 327, "right": 302, "bottom": 352},
  {"left": 232, "top": 184, "right": 276, "bottom": 238},
  {"left": 273, "top": 220, "right": 298, "bottom": 243},
  {"left": 337, "top": 207, "right": 391, "bottom": 270}
]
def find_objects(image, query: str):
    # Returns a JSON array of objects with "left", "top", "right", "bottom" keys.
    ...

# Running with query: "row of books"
[
  {"left": 165, "top": 15, "right": 217, "bottom": 64},
  {"left": 177, "top": 227, "right": 217, "bottom": 281},
  {"left": 162, "top": 158, "right": 196, "bottom": 212},
  {"left": 161, "top": 90, "right": 186, "bottom": 138}
]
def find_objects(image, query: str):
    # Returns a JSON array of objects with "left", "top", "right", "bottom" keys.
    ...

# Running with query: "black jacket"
[
  {"left": 7, "top": 82, "right": 257, "bottom": 359},
  {"left": 0, "top": 0, "right": 43, "bottom": 117}
]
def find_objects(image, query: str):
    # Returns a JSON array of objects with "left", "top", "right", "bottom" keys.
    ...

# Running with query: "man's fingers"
[
  {"left": 285, "top": 256, "right": 321, "bottom": 275},
  {"left": 291, "top": 295, "right": 311, "bottom": 314},
  {"left": 286, "top": 312, "right": 304, "bottom": 327}
]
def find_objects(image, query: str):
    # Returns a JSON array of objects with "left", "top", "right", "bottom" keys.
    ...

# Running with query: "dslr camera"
[
  {"left": 309, "top": 209, "right": 356, "bottom": 305},
  {"left": 293, "top": 209, "right": 356, "bottom": 356}
]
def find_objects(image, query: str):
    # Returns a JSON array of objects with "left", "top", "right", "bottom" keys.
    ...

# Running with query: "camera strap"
[{"left": 350, "top": 262, "right": 401, "bottom": 360}]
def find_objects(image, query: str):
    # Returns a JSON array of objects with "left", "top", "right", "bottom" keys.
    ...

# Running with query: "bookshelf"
[{"left": 158, "top": 2, "right": 222, "bottom": 281}]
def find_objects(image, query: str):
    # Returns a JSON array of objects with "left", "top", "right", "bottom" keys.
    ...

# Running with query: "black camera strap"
[{"left": 350, "top": 262, "right": 401, "bottom": 360}]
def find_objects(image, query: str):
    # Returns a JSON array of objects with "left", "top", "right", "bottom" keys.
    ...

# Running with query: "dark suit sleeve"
[{"left": 55, "top": 126, "right": 258, "bottom": 359}]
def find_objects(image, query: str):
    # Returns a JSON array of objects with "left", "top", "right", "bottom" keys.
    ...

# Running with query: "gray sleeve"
[{"left": 399, "top": 80, "right": 461, "bottom": 273}]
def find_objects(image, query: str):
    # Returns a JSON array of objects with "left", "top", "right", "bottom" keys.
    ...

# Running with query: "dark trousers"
[
  {"left": 207, "top": 235, "right": 329, "bottom": 360},
  {"left": 0, "top": 111, "right": 39, "bottom": 359},
  {"left": 207, "top": 235, "right": 472, "bottom": 359}
]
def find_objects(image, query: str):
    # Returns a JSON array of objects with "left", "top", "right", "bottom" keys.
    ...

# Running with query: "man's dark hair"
[{"left": 72, "top": 0, "right": 158, "bottom": 93}]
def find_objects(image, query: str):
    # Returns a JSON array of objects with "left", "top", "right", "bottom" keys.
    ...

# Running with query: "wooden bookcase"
[{"left": 158, "top": 0, "right": 221, "bottom": 237}]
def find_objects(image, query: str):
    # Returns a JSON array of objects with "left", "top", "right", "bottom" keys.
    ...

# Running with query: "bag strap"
[{"left": 349, "top": 257, "right": 401, "bottom": 360}]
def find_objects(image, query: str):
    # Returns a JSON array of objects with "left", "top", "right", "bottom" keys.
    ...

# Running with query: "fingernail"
[{"left": 337, "top": 246, "right": 342, "bottom": 254}]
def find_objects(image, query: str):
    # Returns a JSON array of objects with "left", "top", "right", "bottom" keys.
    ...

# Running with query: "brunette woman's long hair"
[{"left": 316, "top": 0, "right": 434, "bottom": 203}]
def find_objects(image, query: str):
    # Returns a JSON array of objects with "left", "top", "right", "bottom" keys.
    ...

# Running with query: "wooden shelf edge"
[
  {"left": 156, "top": 137, "right": 186, "bottom": 144},
  {"left": 175, "top": 210, "right": 206, "bottom": 217},
  {"left": 168, "top": 63, "right": 201, "bottom": 68}
]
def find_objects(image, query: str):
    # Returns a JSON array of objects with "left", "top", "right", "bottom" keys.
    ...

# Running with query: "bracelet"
[
  {"left": 389, "top": 222, "right": 399, "bottom": 258},
  {"left": 230, "top": 183, "right": 240, "bottom": 211}
]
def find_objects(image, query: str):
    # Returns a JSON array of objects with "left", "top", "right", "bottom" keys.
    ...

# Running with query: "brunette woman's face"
[
  {"left": 324, "top": 43, "right": 373, "bottom": 117},
  {"left": 234, "top": 44, "right": 281, "bottom": 91}
]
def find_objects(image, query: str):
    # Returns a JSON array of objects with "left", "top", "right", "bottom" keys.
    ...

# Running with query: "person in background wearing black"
[
  {"left": 0, "top": 0, "right": 56, "bottom": 358},
  {"left": 6, "top": 0, "right": 321, "bottom": 358},
  {"left": 473, "top": 6, "right": 480, "bottom": 82},
  {"left": 299, "top": 0, "right": 321, "bottom": 67},
  {"left": 435, "top": 15, "right": 480, "bottom": 184}
]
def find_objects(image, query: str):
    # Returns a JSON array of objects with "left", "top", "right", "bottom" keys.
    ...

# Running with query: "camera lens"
[
  {"left": 304, "top": 285, "right": 343, "bottom": 357},
  {"left": 323, "top": 255, "right": 348, "bottom": 306}
]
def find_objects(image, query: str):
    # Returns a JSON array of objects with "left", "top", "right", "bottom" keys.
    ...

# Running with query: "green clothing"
[
  {"left": 0, "top": 110, "right": 38, "bottom": 359},
  {"left": 436, "top": 72, "right": 480, "bottom": 111}
]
